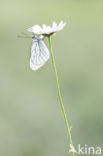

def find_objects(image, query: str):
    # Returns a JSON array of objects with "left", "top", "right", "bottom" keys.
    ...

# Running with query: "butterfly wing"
[{"left": 30, "top": 40, "right": 50, "bottom": 70}]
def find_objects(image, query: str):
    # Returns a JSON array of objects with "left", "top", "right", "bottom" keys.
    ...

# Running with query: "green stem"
[{"left": 48, "top": 36, "right": 75, "bottom": 156}]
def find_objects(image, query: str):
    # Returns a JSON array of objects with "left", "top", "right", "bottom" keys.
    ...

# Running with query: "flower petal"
[
  {"left": 46, "top": 26, "right": 52, "bottom": 34},
  {"left": 57, "top": 21, "right": 66, "bottom": 31},
  {"left": 52, "top": 21, "right": 57, "bottom": 28},
  {"left": 42, "top": 24, "right": 47, "bottom": 33},
  {"left": 52, "top": 21, "right": 57, "bottom": 32},
  {"left": 32, "top": 25, "right": 43, "bottom": 34}
]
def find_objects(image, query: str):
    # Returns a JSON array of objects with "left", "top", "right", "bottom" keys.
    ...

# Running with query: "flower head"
[{"left": 27, "top": 21, "right": 66, "bottom": 36}]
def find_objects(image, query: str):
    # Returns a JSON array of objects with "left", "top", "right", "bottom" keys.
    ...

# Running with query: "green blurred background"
[{"left": 0, "top": 0, "right": 103, "bottom": 156}]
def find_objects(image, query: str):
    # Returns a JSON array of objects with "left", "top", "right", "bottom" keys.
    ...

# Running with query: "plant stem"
[{"left": 48, "top": 36, "right": 75, "bottom": 156}]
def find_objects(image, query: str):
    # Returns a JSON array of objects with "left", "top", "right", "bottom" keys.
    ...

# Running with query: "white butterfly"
[{"left": 30, "top": 36, "right": 50, "bottom": 70}]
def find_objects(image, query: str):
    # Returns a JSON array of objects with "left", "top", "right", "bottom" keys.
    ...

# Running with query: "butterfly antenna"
[
  {"left": 17, "top": 35, "right": 31, "bottom": 38},
  {"left": 17, "top": 32, "right": 32, "bottom": 39}
]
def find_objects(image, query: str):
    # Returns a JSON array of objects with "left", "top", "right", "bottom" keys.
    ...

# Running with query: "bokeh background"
[{"left": 0, "top": 0, "right": 103, "bottom": 156}]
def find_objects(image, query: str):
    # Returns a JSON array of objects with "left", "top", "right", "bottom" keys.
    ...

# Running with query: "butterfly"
[{"left": 30, "top": 36, "right": 50, "bottom": 70}]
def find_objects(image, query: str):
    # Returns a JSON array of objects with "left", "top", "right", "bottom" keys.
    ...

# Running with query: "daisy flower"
[{"left": 27, "top": 21, "right": 66, "bottom": 36}]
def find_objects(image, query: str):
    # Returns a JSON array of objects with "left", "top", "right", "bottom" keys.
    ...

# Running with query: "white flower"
[{"left": 27, "top": 21, "right": 66, "bottom": 36}]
